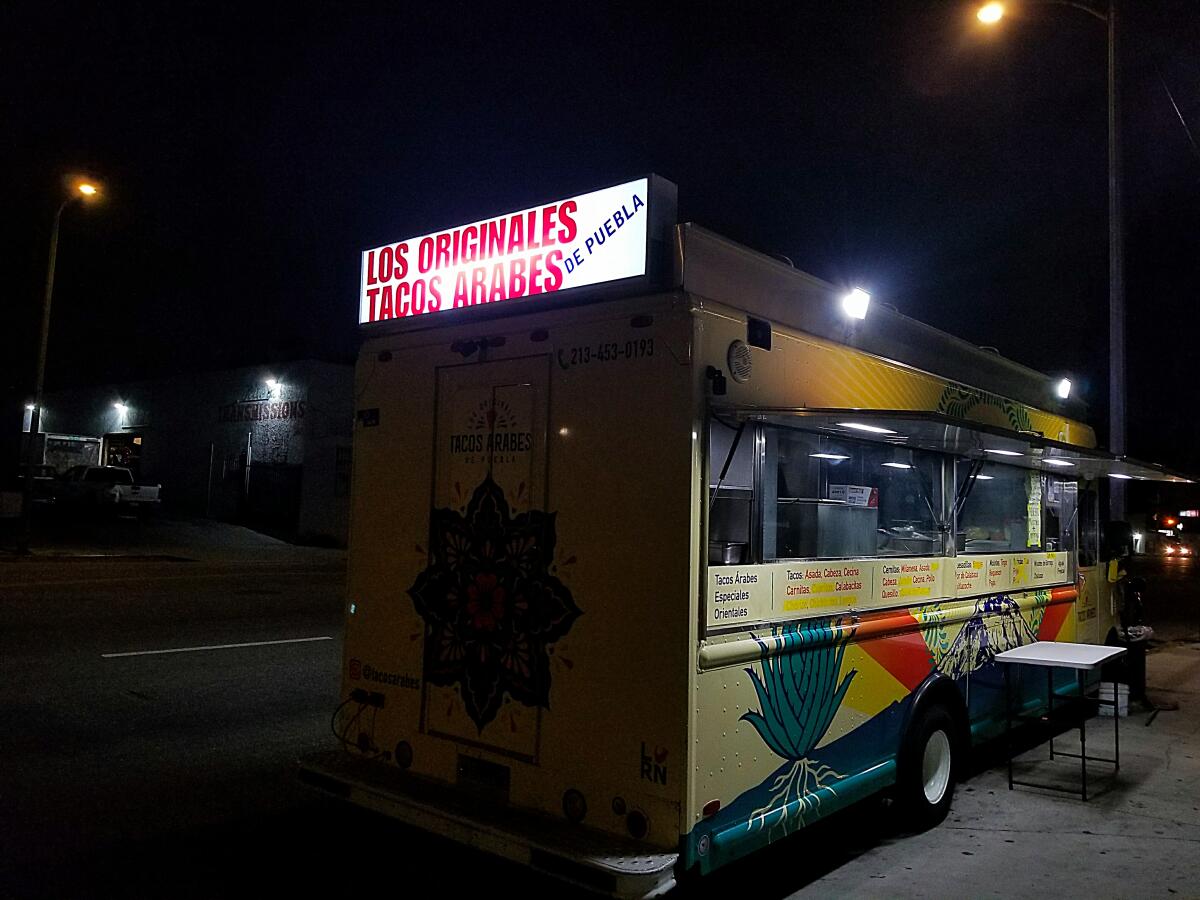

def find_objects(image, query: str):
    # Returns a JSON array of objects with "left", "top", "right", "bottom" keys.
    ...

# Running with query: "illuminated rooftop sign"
[{"left": 359, "top": 177, "right": 661, "bottom": 325}]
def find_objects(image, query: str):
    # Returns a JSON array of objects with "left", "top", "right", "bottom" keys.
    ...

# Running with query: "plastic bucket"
[{"left": 1099, "top": 683, "right": 1129, "bottom": 717}]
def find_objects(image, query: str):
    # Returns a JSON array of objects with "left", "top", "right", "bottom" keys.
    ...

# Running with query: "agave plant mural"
[{"left": 741, "top": 618, "right": 857, "bottom": 836}]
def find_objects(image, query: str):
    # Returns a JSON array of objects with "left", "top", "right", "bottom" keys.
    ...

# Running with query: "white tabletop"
[{"left": 994, "top": 641, "right": 1127, "bottom": 670}]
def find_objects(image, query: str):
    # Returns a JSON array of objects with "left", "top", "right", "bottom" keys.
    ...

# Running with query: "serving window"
[
  {"left": 956, "top": 466, "right": 1078, "bottom": 556},
  {"left": 708, "top": 420, "right": 952, "bottom": 565},
  {"left": 703, "top": 412, "right": 1123, "bottom": 631},
  {"left": 707, "top": 417, "right": 1081, "bottom": 568},
  {"left": 708, "top": 419, "right": 754, "bottom": 566},
  {"left": 956, "top": 464, "right": 1036, "bottom": 553},
  {"left": 759, "top": 427, "right": 946, "bottom": 561}
]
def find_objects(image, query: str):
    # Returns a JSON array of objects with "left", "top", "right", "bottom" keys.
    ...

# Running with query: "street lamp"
[
  {"left": 18, "top": 179, "right": 103, "bottom": 553},
  {"left": 977, "top": 2, "right": 1005, "bottom": 24},
  {"left": 976, "top": 0, "right": 1126, "bottom": 520}
]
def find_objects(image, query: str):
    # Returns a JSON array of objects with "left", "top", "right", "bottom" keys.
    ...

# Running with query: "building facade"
[{"left": 25, "top": 359, "right": 353, "bottom": 544}]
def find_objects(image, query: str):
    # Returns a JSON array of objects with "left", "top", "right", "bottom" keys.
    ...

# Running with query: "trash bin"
[
  {"left": 1115, "top": 625, "right": 1151, "bottom": 705},
  {"left": 1100, "top": 576, "right": 1151, "bottom": 705}
]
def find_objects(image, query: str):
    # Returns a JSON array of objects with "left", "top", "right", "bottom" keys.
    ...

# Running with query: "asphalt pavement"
[
  {"left": 1130, "top": 554, "right": 1200, "bottom": 644},
  {"left": 0, "top": 521, "right": 566, "bottom": 899},
  {"left": 2, "top": 529, "right": 1197, "bottom": 899},
  {"left": 0, "top": 554, "right": 342, "bottom": 898}
]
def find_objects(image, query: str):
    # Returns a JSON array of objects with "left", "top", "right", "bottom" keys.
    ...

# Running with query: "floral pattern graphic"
[{"left": 408, "top": 476, "right": 581, "bottom": 732}]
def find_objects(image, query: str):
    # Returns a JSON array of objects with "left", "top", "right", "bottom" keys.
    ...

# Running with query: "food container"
[{"left": 709, "top": 541, "right": 747, "bottom": 565}]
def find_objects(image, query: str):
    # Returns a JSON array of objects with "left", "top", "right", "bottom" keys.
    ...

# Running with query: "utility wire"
[{"left": 1156, "top": 67, "right": 1200, "bottom": 166}]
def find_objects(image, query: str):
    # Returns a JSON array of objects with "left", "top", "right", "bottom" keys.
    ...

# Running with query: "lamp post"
[
  {"left": 18, "top": 180, "right": 102, "bottom": 553},
  {"left": 976, "top": 1, "right": 1126, "bottom": 520}
]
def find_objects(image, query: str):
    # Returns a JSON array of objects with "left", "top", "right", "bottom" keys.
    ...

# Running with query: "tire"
[{"left": 894, "top": 704, "right": 957, "bottom": 831}]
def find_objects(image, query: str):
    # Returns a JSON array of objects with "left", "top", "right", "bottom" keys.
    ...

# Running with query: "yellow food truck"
[{"left": 301, "top": 176, "right": 1186, "bottom": 897}]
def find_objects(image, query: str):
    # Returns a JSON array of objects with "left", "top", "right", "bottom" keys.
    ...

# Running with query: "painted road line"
[
  {"left": 102, "top": 636, "right": 334, "bottom": 658},
  {"left": 1, "top": 569, "right": 340, "bottom": 590}
]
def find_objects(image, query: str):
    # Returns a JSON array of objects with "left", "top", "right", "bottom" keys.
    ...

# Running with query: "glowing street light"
[
  {"left": 841, "top": 287, "right": 871, "bottom": 320},
  {"left": 18, "top": 175, "right": 105, "bottom": 552},
  {"left": 1056, "top": 377, "right": 1072, "bottom": 399},
  {"left": 972, "top": 0, "right": 1127, "bottom": 520},
  {"left": 977, "top": 2, "right": 1004, "bottom": 24}
]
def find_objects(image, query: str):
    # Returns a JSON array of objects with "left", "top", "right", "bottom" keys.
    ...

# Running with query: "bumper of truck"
[{"left": 299, "top": 750, "right": 678, "bottom": 899}]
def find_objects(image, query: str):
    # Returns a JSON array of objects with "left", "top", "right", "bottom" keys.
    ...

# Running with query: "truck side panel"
[
  {"left": 342, "top": 296, "right": 695, "bottom": 849},
  {"left": 684, "top": 304, "right": 1084, "bottom": 874}
]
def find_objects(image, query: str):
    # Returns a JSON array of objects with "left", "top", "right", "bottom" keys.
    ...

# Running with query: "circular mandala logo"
[{"left": 408, "top": 476, "right": 581, "bottom": 731}]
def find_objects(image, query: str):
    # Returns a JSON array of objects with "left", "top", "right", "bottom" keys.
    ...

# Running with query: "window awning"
[{"left": 719, "top": 406, "right": 1194, "bottom": 484}]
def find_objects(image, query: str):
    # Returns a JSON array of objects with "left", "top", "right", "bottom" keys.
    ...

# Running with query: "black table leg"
[
  {"left": 1048, "top": 667, "right": 1054, "bottom": 760},
  {"left": 1114, "top": 677, "right": 1120, "bottom": 772},
  {"left": 1079, "top": 669, "right": 1087, "bottom": 802},
  {"left": 1007, "top": 664, "right": 1013, "bottom": 791}
]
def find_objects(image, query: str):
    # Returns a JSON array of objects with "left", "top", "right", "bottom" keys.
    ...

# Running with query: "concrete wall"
[
  {"left": 32, "top": 360, "right": 353, "bottom": 545},
  {"left": 295, "top": 360, "right": 355, "bottom": 545}
]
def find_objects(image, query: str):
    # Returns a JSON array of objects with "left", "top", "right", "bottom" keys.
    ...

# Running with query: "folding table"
[{"left": 995, "top": 641, "right": 1127, "bottom": 801}]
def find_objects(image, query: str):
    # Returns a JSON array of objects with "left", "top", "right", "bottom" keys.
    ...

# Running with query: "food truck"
[{"left": 301, "top": 176, "right": 1188, "bottom": 897}]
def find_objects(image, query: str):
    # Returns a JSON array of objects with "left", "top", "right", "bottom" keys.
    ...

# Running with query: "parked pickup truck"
[{"left": 54, "top": 466, "right": 161, "bottom": 511}]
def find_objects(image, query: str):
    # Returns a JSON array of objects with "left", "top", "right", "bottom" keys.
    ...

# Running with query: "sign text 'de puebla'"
[{"left": 358, "top": 178, "right": 650, "bottom": 324}]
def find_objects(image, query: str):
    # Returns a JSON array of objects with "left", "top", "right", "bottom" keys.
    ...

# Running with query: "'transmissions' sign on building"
[{"left": 358, "top": 176, "right": 676, "bottom": 325}]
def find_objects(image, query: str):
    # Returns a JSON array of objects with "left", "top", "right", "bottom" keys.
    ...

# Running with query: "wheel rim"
[{"left": 921, "top": 729, "right": 952, "bottom": 805}]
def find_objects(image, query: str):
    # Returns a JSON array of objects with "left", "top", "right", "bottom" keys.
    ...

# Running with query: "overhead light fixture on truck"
[{"left": 841, "top": 287, "right": 871, "bottom": 320}]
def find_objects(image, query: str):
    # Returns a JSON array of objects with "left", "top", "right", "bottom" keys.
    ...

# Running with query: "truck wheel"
[{"left": 895, "top": 704, "right": 957, "bottom": 831}]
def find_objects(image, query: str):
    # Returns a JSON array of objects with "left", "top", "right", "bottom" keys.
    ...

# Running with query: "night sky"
[{"left": 4, "top": 1, "right": 1199, "bottom": 473}]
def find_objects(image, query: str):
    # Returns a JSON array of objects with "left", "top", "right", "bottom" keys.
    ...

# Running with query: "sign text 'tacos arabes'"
[{"left": 358, "top": 178, "right": 649, "bottom": 324}]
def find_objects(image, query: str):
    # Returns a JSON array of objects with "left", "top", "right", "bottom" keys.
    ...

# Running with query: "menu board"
[
  {"left": 779, "top": 561, "right": 872, "bottom": 616},
  {"left": 1011, "top": 555, "right": 1031, "bottom": 589},
  {"left": 1030, "top": 551, "right": 1068, "bottom": 585},
  {"left": 707, "top": 567, "right": 772, "bottom": 626},
  {"left": 706, "top": 551, "right": 1072, "bottom": 630},
  {"left": 876, "top": 557, "right": 943, "bottom": 606},
  {"left": 954, "top": 555, "right": 1014, "bottom": 597},
  {"left": 984, "top": 555, "right": 1013, "bottom": 592},
  {"left": 953, "top": 557, "right": 986, "bottom": 597}
]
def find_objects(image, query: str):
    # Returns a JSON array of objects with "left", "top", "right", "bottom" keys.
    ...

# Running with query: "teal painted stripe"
[{"left": 703, "top": 760, "right": 896, "bottom": 873}]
